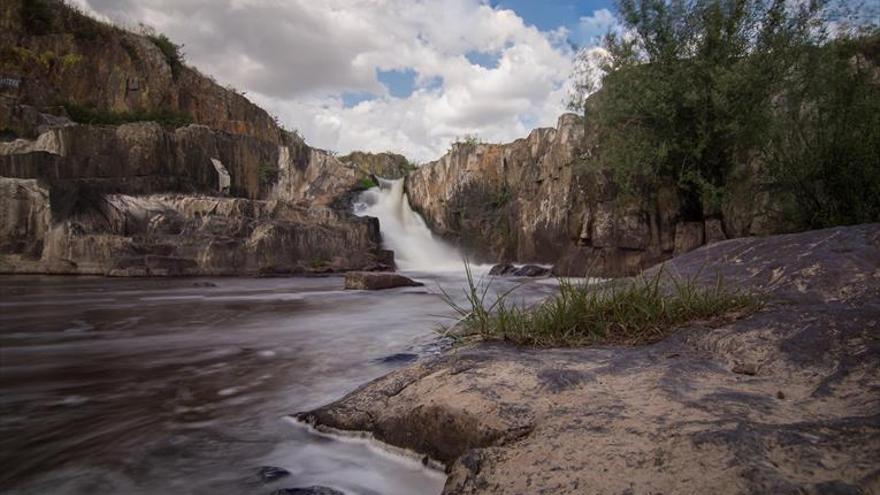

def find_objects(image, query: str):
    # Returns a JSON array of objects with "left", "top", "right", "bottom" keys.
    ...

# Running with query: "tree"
[{"left": 571, "top": 0, "right": 829, "bottom": 219}]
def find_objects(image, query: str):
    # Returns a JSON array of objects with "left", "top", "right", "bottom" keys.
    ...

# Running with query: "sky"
[{"left": 69, "top": 0, "right": 619, "bottom": 162}]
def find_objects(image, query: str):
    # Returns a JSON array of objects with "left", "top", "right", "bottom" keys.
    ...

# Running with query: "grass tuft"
[{"left": 440, "top": 263, "right": 761, "bottom": 347}]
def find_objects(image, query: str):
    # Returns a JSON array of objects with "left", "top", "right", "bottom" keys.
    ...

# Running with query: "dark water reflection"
[{"left": 0, "top": 273, "right": 558, "bottom": 495}]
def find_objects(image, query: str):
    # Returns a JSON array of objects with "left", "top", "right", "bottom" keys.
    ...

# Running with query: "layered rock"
[
  {"left": 0, "top": 180, "right": 388, "bottom": 276},
  {"left": 0, "top": 1, "right": 384, "bottom": 275},
  {"left": 301, "top": 224, "right": 880, "bottom": 494},
  {"left": 405, "top": 114, "right": 786, "bottom": 277},
  {"left": 0, "top": 0, "right": 281, "bottom": 143}
]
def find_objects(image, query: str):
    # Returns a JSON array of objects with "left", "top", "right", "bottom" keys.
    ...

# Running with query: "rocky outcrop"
[
  {"left": 0, "top": 182, "right": 388, "bottom": 276},
  {"left": 344, "top": 271, "right": 424, "bottom": 290},
  {"left": 405, "top": 114, "right": 788, "bottom": 277},
  {"left": 0, "top": 0, "right": 281, "bottom": 144},
  {"left": 0, "top": 1, "right": 384, "bottom": 275},
  {"left": 339, "top": 151, "right": 414, "bottom": 180},
  {"left": 301, "top": 224, "right": 880, "bottom": 494}
]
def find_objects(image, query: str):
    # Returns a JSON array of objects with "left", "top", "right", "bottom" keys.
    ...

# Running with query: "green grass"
[
  {"left": 63, "top": 103, "right": 193, "bottom": 128},
  {"left": 440, "top": 263, "right": 761, "bottom": 347}
]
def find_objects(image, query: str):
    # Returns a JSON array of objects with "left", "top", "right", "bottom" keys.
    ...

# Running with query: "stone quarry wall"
[{"left": 405, "top": 114, "right": 787, "bottom": 277}]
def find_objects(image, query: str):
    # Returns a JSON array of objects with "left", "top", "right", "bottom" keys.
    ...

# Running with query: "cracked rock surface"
[{"left": 300, "top": 224, "right": 880, "bottom": 494}]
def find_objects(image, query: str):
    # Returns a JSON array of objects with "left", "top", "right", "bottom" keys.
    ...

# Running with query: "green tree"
[{"left": 572, "top": 0, "right": 827, "bottom": 218}]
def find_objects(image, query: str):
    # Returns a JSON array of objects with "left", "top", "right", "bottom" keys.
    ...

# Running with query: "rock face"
[
  {"left": 343, "top": 272, "right": 424, "bottom": 290},
  {"left": 339, "top": 151, "right": 413, "bottom": 180},
  {"left": 0, "top": 1, "right": 386, "bottom": 275},
  {"left": 405, "top": 114, "right": 788, "bottom": 277},
  {"left": 301, "top": 224, "right": 880, "bottom": 494}
]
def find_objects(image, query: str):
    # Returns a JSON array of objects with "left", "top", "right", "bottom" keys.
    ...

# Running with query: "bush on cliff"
[
  {"left": 570, "top": 0, "right": 880, "bottom": 226},
  {"left": 441, "top": 263, "right": 760, "bottom": 347}
]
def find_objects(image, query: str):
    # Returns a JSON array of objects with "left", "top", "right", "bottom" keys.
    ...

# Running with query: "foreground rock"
[
  {"left": 301, "top": 225, "right": 880, "bottom": 494},
  {"left": 344, "top": 272, "right": 424, "bottom": 290}
]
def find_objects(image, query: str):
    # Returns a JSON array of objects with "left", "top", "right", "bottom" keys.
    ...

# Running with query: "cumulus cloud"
[{"left": 75, "top": 0, "right": 591, "bottom": 161}]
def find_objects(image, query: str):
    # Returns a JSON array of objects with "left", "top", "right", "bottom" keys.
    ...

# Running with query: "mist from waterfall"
[{"left": 355, "top": 178, "right": 465, "bottom": 272}]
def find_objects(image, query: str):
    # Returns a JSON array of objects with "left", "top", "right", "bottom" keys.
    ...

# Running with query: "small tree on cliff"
[{"left": 569, "top": 0, "right": 878, "bottom": 222}]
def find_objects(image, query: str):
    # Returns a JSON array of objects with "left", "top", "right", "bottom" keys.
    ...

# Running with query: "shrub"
[
  {"left": 63, "top": 103, "right": 193, "bottom": 128},
  {"left": 147, "top": 32, "right": 184, "bottom": 78},
  {"left": 259, "top": 163, "right": 279, "bottom": 184},
  {"left": 440, "top": 263, "right": 760, "bottom": 347},
  {"left": 357, "top": 176, "right": 378, "bottom": 189}
]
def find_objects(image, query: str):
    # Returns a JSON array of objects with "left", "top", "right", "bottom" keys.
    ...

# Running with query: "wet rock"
[
  {"left": 303, "top": 225, "right": 880, "bottom": 495},
  {"left": 257, "top": 466, "right": 291, "bottom": 483},
  {"left": 489, "top": 263, "right": 515, "bottom": 276},
  {"left": 343, "top": 272, "right": 424, "bottom": 290},
  {"left": 376, "top": 353, "right": 419, "bottom": 364},
  {"left": 270, "top": 487, "right": 344, "bottom": 495},
  {"left": 511, "top": 264, "right": 551, "bottom": 277}
]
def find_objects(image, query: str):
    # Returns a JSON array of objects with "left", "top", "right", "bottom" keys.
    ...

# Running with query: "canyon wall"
[
  {"left": 0, "top": 0, "right": 388, "bottom": 276},
  {"left": 406, "top": 114, "right": 786, "bottom": 277}
]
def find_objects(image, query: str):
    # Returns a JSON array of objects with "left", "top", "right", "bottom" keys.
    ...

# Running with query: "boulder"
[
  {"left": 343, "top": 272, "right": 424, "bottom": 290},
  {"left": 488, "top": 263, "right": 515, "bottom": 276},
  {"left": 301, "top": 225, "right": 880, "bottom": 495},
  {"left": 511, "top": 264, "right": 551, "bottom": 277}
]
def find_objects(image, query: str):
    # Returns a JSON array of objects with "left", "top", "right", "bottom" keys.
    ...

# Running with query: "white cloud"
[
  {"left": 578, "top": 8, "right": 620, "bottom": 46},
  {"left": 79, "top": 0, "right": 577, "bottom": 162}
]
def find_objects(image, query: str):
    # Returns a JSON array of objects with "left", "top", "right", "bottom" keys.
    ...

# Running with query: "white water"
[{"left": 355, "top": 178, "right": 465, "bottom": 272}]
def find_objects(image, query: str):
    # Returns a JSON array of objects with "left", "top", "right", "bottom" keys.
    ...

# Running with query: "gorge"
[{"left": 1, "top": 1, "right": 878, "bottom": 495}]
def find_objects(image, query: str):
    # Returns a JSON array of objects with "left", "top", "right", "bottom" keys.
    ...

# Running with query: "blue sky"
[
  {"left": 359, "top": 1, "right": 619, "bottom": 108},
  {"left": 493, "top": 0, "right": 616, "bottom": 41}
]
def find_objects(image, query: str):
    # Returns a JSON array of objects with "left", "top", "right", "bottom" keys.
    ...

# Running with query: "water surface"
[{"left": 0, "top": 273, "right": 557, "bottom": 495}]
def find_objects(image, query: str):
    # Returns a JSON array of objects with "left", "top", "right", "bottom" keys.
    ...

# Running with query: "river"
[{"left": 0, "top": 180, "right": 558, "bottom": 494}]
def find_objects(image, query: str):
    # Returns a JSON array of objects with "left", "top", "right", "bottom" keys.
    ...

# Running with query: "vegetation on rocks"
[
  {"left": 570, "top": 0, "right": 880, "bottom": 226},
  {"left": 63, "top": 103, "right": 193, "bottom": 128},
  {"left": 442, "top": 263, "right": 760, "bottom": 347},
  {"left": 145, "top": 31, "right": 185, "bottom": 78}
]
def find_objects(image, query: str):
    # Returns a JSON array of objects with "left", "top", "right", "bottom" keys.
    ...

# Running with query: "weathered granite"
[{"left": 300, "top": 224, "right": 880, "bottom": 494}]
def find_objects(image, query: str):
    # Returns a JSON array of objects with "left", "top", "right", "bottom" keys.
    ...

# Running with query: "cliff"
[
  {"left": 405, "top": 114, "right": 786, "bottom": 277},
  {"left": 0, "top": 0, "right": 387, "bottom": 275}
]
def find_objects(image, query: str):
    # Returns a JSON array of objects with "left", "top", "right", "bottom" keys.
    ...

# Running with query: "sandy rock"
[
  {"left": 301, "top": 224, "right": 880, "bottom": 495},
  {"left": 344, "top": 272, "right": 424, "bottom": 290}
]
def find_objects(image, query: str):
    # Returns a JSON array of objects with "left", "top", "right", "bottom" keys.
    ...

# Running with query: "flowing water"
[{"left": 0, "top": 183, "right": 559, "bottom": 495}]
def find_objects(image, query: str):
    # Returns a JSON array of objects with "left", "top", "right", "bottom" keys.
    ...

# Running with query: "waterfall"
[{"left": 354, "top": 178, "right": 464, "bottom": 272}]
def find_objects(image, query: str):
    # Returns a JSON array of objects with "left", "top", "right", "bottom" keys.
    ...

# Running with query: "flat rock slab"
[
  {"left": 343, "top": 271, "right": 424, "bottom": 290},
  {"left": 302, "top": 224, "right": 880, "bottom": 494}
]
